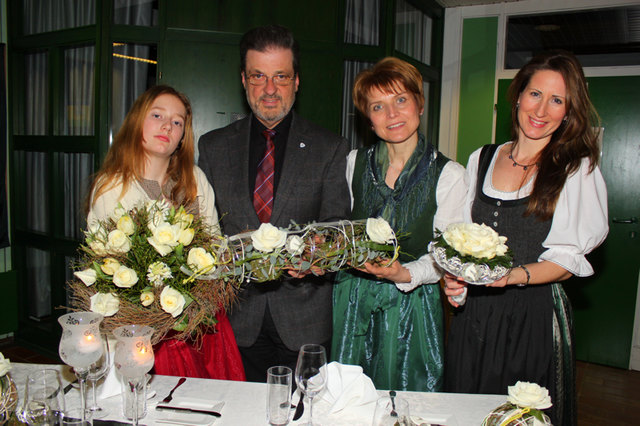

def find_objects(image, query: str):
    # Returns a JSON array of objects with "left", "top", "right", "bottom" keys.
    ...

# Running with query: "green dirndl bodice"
[{"left": 332, "top": 135, "right": 448, "bottom": 391}]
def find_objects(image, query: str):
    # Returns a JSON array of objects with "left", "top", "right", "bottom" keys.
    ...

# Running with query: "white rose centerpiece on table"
[
  {"left": 0, "top": 351, "right": 17, "bottom": 424},
  {"left": 481, "top": 381, "right": 552, "bottom": 426},
  {"left": 428, "top": 222, "right": 513, "bottom": 285}
]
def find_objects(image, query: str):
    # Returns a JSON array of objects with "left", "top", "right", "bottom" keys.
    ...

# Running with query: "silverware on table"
[
  {"left": 155, "top": 405, "right": 221, "bottom": 417},
  {"left": 292, "top": 392, "right": 304, "bottom": 421},
  {"left": 389, "top": 390, "right": 398, "bottom": 417},
  {"left": 161, "top": 377, "right": 187, "bottom": 404}
]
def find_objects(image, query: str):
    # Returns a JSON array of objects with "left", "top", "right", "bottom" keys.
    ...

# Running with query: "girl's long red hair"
[{"left": 88, "top": 85, "right": 197, "bottom": 210}]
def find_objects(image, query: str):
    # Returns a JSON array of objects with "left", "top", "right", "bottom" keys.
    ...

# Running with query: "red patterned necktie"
[{"left": 253, "top": 129, "right": 276, "bottom": 223}]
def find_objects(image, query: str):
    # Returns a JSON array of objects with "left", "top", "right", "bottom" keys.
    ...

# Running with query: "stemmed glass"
[
  {"left": 294, "top": 344, "right": 327, "bottom": 426},
  {"left": 58, "top": 312, "right": 105, "bottom": 424},
  {"left": 86, "top": 333, "right": 111, "bottom": 418},
  {"left": 113, "top": 325, "right": 155, "bottom": 426}
]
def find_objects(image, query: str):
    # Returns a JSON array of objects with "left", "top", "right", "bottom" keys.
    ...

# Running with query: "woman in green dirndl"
[{"left": 331, "top": 57, "right": 467, "bottom": 391}]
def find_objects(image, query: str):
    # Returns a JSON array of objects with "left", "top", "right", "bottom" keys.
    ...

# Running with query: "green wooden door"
[{"left": 496, "top": 76, "right": 640, "bottom": 368}]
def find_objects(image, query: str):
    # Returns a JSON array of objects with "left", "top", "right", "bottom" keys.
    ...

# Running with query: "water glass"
[
  {"left": 372, "top": 395, "right": 411, "bottom": 426},
  {"left": 267, "top": 366, "right": 293, "bottom": 425},
  {"left": 120, "top": 374, "right": 149, "bottom": 420},
  {"left": 21, "top": 369, "right": 65, "bottom": 425}
]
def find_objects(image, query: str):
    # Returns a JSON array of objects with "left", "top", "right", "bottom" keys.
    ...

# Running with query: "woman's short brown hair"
[{"left": 352, "top": 57, "right": 424, "bottom": 116}]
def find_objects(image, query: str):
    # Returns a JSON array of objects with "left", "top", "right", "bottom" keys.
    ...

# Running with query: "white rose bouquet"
[
  {"left": 429, "top": 222, "right": 513, "bottom": 285},
  {"left": 69, "top": 205, "right": 399, "bottom": 343},
  {"left": 68, "top": 201, "right": 236, "bottom": 344},
  {"left": 182, "top": 218, "right": 400, "bottom": 284},
  {"left": 482, "top": 381, "right": 552, "bottom": 426}
]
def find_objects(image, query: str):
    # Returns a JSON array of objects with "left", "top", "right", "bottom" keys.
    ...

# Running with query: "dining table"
[{"left": 8, "top": 362, "right": 507, "bottom": 425}]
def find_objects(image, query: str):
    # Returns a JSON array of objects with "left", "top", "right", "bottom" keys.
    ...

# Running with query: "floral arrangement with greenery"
[
  {"left": 481, "top": 381, "right": 552, "bottom": 426},
  {"left": 0, "top": 351, "right": 17, "bottom": 424},
  {"left": 429, "top": 222, "right": 513, "bottom": 284},
  {"left": 69, "top": 201, "right": 399, "bottom": 344}
]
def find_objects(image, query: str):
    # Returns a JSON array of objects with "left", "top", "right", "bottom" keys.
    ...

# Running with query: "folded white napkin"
[
  {"left": 98, "top": 346, "right": 123, "bottom": 399},
  {"left": 316, "top": 361, "right": 378, "bottom": 417}
]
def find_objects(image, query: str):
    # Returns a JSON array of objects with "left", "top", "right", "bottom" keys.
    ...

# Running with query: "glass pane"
[
  {"left": 61, "top": 46, "right": 95, "bottom": 136},
  {"left": 14, "top": 151, "right": 49, "bottom": 233},
  {"left": 344, "top": 0, "right": 380, "bottom": 45},
  {"left": 61, "top": 153, "right": 94, "bottom": 240},
  {"left": 114, "top": 0, "right": 159, "bottom": 26},
  {"left": 26, "top": 247, "right": 51, "bottom": 319},
  {"left": 506, "top": 6, "right": 640, "bottom": 69},
  {"left": 420, "top": 81, "right": 430, "bottom": 139},
  {"left": 395, "top": 0, "right": 433, "bottom": 64},
  {"left": 65, "top": 255, "right": 78, "bottom": 306},
  {"left": 111, "top": 43, "right": 157, "bottom": 139},
  {"left": 341, "top": 60, "right": 376, "bottom": 150},
  {"left": 23, "top": 0, "right": 95, "bottom": 35},
  {"left": 21, "top": 52, "right": 48, "bottom": 136}
]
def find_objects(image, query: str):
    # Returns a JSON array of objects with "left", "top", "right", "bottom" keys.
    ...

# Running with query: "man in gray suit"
[{"left": 198, "top": 25, "right": 350, "bottom": 382}]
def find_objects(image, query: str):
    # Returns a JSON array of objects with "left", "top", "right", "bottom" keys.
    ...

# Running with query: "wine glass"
[
  {"left": 58, "top": 312, "right": 105, "bottom": 424},
  {"left": 294, "top": 344, "right": 327, "bottom": 426},
  {"left": 86, "top": 333, "right": 111, "bottom": 418},
  {"left": 373, "top": 395, "right": 411, "bottom": 425},
  {"left": 20, "top": 369, "right": 65, "bottom": 425},
  {"left": 113, "top": 325, "right": 155, "bottom": 426}
]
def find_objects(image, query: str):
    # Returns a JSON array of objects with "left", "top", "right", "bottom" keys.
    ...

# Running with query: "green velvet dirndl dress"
[{"left": 332, "top": 135, "right": 448, "bottom": 392}]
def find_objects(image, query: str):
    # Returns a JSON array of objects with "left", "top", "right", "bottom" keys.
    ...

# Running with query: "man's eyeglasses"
[{"left": 246, "top": 73, "right": 295, "bottom": 86}]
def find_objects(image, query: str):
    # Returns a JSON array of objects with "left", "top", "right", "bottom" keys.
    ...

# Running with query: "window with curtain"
[
  {"left": 341, "top": 60, "right": 376, "bottom": 150},
  {"left": 395, "top": 0, "right": 433, "bottom": 65},
  {"left": 344, "top": 0, "right": 380, "bottom": 45},
  {"left": 22, "top": 0, "right": 95, "bottom": 35},
  {"left": 114, "top": 0, "right": 159, "bottom": 26}
]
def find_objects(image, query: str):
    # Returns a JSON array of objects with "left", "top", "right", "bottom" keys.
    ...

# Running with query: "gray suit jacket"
[{"left": 197, "top": 112, "right": 351, "bottom": 350}]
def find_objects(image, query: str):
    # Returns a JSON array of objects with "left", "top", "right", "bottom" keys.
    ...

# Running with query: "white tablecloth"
[{"left": 9, "top": 363, "right": 506, "bottom": 425}]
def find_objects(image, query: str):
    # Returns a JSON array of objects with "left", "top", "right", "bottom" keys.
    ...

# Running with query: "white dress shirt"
[{"left": 464, "top": 143, "right": 608, "bottom": 276}]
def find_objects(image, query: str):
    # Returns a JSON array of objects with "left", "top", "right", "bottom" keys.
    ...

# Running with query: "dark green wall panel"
[{"left": 457, "top": 17, "right": 498, "bottom": 164}]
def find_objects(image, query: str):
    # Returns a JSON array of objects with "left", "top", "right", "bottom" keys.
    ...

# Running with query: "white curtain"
[
  {"left": 341, "top": 61, "right": 376, "bottom": 150},
  {"left": 23, "top": 0, "right": 95, "bottom": 34},
  {"left": 395, "top": 0, "right": 432, "bottom": 64},
  {"left": 344, "top": 0, "right": 380, "bottom": 45}
]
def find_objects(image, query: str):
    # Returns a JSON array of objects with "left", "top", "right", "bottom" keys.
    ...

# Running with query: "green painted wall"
[
  {"left": 495, "top": 76, "right": 640, "bottom": 368},
  {"left": 456, "top": 17, "right": 498, "bottom": 164}
]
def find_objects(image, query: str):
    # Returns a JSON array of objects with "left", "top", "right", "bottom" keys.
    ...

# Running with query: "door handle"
[{"left": 612, "top": 217, "right": 638, "bottom": 224}]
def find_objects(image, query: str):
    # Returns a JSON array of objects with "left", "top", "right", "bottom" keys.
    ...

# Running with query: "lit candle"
[
  {"left": 134, "top": 343, "right": 153, "bottom": 365},
  {"left": 77, "top": 331, "right": 101, "bottom": 354}
]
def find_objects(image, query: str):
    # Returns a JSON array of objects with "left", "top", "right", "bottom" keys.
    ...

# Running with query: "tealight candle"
[{"left": 77, "top": 331, "right": 102, "bottom": 354}]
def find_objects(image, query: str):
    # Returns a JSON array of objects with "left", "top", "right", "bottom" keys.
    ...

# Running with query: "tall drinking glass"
[
  {"left": 113, "top": 325, "right": 154, "bottom": 426},
  {"left": 294, "top": 344, "right": 327, "bottom": 426},
  {"left": 267, "top": 366, "right": 293, "bottom": 425},
  {"left": 58, "top": 312, "right": 105, "bottom": 424}
]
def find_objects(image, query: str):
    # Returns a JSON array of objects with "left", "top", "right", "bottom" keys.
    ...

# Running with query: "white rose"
[
  {"left": 366, "top": 217, "right": 395, "bottom": 244},
  {"left": 507, "top": 381, "right": 552, "bottom": 410},
  {"left": 140, "top": 291, "right": 154, "bottom": 307},
  {"left": 106, "top": 229, "right": 131, "bottom": 254},
  {"left": 147, "top": 222, "right": 180, "bottom": 256},
  {"left": 112, "top": 265, "right": 139, "bottom": 288},
  {"left": 174, "top": 209, "right": 194, "bottom": 229},
  {"left": 113, "top": 204, "right": 126, "bottom": 219},
  {"left": 89, "top": 240, "right": 107, "bottom": 256},
  {"left": 90, "top": 292, "right": 119, "bottom": 317},
  {"left": 178, "top": 228, "right": 195, "bottom": 246},
  {"left": 0, "top": 352, "right": 12, "bottom": 376},
  {"left": 187, "top": 247, "right": 216, "bottom": 272},
  {"left": 251, "top": 223, "right": 287, "bottom": 253},
  {"left": 117, "top": 215, "right": 135, "bottom": 235},
  {"left": 160, "top": 286, "right": 186, "bottom": 318},
  {"left": 74, "top": 268, "right": 97, "bottom": 286},
  {"left": 285, "top": 235, "right": 305, "bottom": 256},
  {"left": 443, "top": 223, "right": 508, "bottom": 260},
  {"left": 100, "top": 258, "right": 120, "bottom": 275}
]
